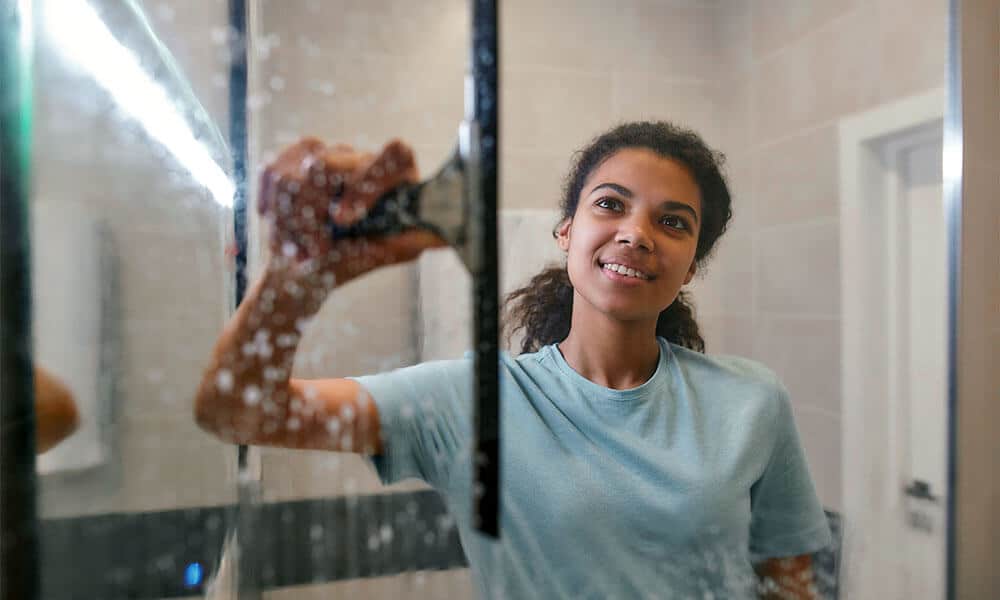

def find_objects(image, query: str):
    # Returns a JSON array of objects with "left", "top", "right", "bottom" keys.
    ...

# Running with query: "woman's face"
[{"left": 556, "top": 148, "right": 702, "bottom": 326}]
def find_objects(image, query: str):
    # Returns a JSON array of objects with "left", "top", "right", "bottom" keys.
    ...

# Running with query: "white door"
[{"left": 895, "top": 137, "right": 947, "bottom": 599}]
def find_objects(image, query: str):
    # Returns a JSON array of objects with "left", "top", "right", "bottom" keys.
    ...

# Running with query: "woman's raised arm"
[{"left": 193, "top": 138, "right": 446, "bottom": 453}]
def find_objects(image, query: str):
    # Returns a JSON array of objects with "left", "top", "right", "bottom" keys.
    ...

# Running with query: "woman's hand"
[{"left": 257, "top": 137, "right": 447, "bottom": 286}]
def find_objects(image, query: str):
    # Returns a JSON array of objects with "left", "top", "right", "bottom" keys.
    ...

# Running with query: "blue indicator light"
[{"left": 184, "top": 562, "right": 203, "bottom": 587}]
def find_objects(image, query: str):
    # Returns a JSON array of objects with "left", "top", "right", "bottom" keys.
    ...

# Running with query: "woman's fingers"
[
  {"left": 332, "top": 140, "right": 419, "bottom": 226},
  {"left": 258, "top": 137, "right": 326, "bottom": 215}
]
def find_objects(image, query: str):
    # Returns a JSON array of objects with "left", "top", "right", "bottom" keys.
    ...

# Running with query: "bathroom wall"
[{"left": 701, "top": 0, "right": 948, "bottom": 512}]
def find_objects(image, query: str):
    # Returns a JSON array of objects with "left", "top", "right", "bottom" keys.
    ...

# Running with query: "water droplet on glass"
[
  {"left": 243, "top": 385, "right": 261, "bottom": 406},
  {"left": 310, "top": 524, "right": 324, "bottom": 541},
  {"left": 269, "top": 76, "right": 285, "bottom": 91},
  {"left": 326, "top": 417, "right": 341, "bottom": 435},
  {"left": 437, "top": 514, "right": 454, "bottom": 531},
  {"left": 287, "top": 416, "right": 301, "bottom": 430},
  {"left": 340, "top": 404, "right": 355, "bottom": 423},
  {"left": 210, "top": 27, "right": 229, "bottom": 45},
  {"left": 215, "top": 369, "right": 233, "bottom": 392},
  {"left": 282, "top": 241, "right": 297, "bottom": 258},
  {"left": 379, "top": 524, "right": 393, "bottom": 543}
]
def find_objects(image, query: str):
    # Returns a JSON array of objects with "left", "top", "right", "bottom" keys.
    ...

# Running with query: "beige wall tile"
[
  {"left": 751, "top": 316, "right": 842, "bottom": 415},
  {"left": 754, "top": 221, "right": 840, "bottom": 316},
  {"left": 611, "top": 76, "right": 717, "bottom": 144},
  {"left": 256, "top": 51, "right": 465, "bottom": 156},
  {"left": 418, "top": 248, "right": 473, "bottom": 361},
  {"left": 619, "top": 0, "right": 718, "bottom": 80},
  {"left": 503, "top": 0, "right": 715, "bottom": 80},
  {"left": 500, "top": 210, "right": 566, "bottom": 296},
  {"left": 752, "top": 125, "right": 839, "bottom": 227},
  {"left": 713, "top": 0, "right": 753, "bottom": 78},
  {"left": 791, "top": 405, "right": 843, "bottom": 512},
  {"left": 750, "top": 0, "right": 860, "bottom": 60},
  {"left": 118, "top": 416, "right": 237, "bottom": 512},
  {"left": 501, "top": 0, "right": 633, "bottom": 73},
  {"left": 260, "top": 450, "right": 384, "bottom": 502},
  {"left": 257, "top": 0, "right": 467, "bottom": 63},
  {"left": 876, "top": 0, "right": 948, "bottom": 101},
  {"left": 688, "top": 230, "right": 753, "bottom": 318},
  {"left": 501, "top": 67, "right": 613, "bottom": 156},
  {"left": 750, "top": 10, "right": 880, "bottom": 143},
  {"left": 501, "top": 150, "right": 569, "bottom": 212},
  {"left": 724, "top": 159, "right": 755, "bottom": 237},
  {"left": 295, "top": 264, "right": 418, "bottom": 380},
  {"left": 712, "top": 74, "right": 753, "bottom": 156},
  {"left": 699, "top": 315, "right": 755, "bottom": 357}
]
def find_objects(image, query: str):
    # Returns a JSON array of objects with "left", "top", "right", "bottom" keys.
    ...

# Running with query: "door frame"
[{"left": 838, "top": 87, "right": 945, "bottom": 598}]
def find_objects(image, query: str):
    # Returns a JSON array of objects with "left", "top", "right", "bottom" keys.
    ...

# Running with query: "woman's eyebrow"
[
  {"left": 590, "top": 182, "right": 633, "bottom": 197},
  {"left": 590, "top": 182, "right": 700, "bottom": 224}
]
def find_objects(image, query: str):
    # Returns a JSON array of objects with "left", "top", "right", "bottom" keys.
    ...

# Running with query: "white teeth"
[{"left": 602, "top": 263, "right": 649, "bottom": 280}]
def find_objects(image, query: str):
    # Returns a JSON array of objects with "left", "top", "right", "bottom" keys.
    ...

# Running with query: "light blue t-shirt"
[{"left": 352, "top": 337, "right": 832, "bottom": 599}]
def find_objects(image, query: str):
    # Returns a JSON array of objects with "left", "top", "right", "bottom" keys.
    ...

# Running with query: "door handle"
[{"left": 904, "top": 479, "right": 940, "bottom": 503}]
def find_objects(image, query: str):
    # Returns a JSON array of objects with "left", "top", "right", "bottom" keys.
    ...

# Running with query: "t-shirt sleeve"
[
  {"left": 349, "top": 356, "right": 473, "bottom": 491},
  {"left": 748, "top": 383, "right": 833, "bottom": 560}
]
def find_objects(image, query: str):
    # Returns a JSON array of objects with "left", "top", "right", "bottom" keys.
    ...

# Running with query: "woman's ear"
[{"left": 554, "top": 218, "right": 572, "bottom": 252}]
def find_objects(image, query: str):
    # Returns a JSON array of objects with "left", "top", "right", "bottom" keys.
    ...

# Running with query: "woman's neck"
[{"left": 557, "top": 302, "right": 661, "bottom": 391}]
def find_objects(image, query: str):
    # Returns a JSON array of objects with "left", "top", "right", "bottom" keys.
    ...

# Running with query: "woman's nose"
[{"left": 615, "top": 221, "right": 654, "bottom": 252}]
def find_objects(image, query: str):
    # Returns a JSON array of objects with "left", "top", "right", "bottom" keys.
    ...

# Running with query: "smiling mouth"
[{"left": 599, "top": 262, "right": 653, "bottom": 280}]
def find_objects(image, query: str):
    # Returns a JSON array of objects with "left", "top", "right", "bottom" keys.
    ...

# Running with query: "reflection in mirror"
[{"left": 15, "top": 0, "right": 952, "bottom": 599}]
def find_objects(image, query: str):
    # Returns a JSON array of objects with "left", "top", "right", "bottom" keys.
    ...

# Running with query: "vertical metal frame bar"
[
  {"left": 469, "top": 0, "right": 500, "bottom": 538},
  {"left": 942, "top": 0, "right": 960, "bottom": 597},
  {"left": 227, "top": 0, "right": 262, "bottom": 597},
  {"left": 0, "top": 2, "right": 40, "bottom": 599}
]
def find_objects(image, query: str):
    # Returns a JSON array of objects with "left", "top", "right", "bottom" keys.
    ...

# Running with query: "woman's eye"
[
  {"left": 595, "top": 197, "right": 622, "bottom": 210},
  {"left": 661, "top": 215, "right": 689, "bottom": 231}
]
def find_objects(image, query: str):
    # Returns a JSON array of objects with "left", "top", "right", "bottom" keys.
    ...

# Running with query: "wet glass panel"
[
  {"left": 28, "top": 0, "right": 237, "bottom": 598},
  {"left": 12, "top": 1, "right": 953, "bottom": 599}
]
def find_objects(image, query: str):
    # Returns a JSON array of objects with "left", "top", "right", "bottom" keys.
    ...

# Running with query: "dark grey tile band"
[
  {"left": 39, "top": 493, "right": 840, "bottom": 600},
  {"left": 40, "top": 490, "right": 466, "bottom": 599}
]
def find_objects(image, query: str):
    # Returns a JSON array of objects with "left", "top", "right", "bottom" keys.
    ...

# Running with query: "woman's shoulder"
[{"left": 666, "top": 341, "right": 787, "bottom": 399}]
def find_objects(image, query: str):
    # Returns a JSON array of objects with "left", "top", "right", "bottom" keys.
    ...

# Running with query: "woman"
[{"left": 195, "top": 121, "right": 831, "bottom": 599}]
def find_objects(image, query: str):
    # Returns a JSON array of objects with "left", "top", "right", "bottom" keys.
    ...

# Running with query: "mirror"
[{"left": 15, "top": 0, "right": 952, "bottom": 598}]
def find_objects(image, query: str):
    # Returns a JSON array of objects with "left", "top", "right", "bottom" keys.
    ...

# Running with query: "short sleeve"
[
  {"left": 349, "top": 357, "right": 473, "bottom": 491},
  {"left": 748, "top": 384, "right": 833, "bottom": 560}
]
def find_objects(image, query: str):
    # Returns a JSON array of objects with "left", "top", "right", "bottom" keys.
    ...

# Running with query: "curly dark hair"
[{"left": 504, "top": 121, "right": 733, "bottom": 354}]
